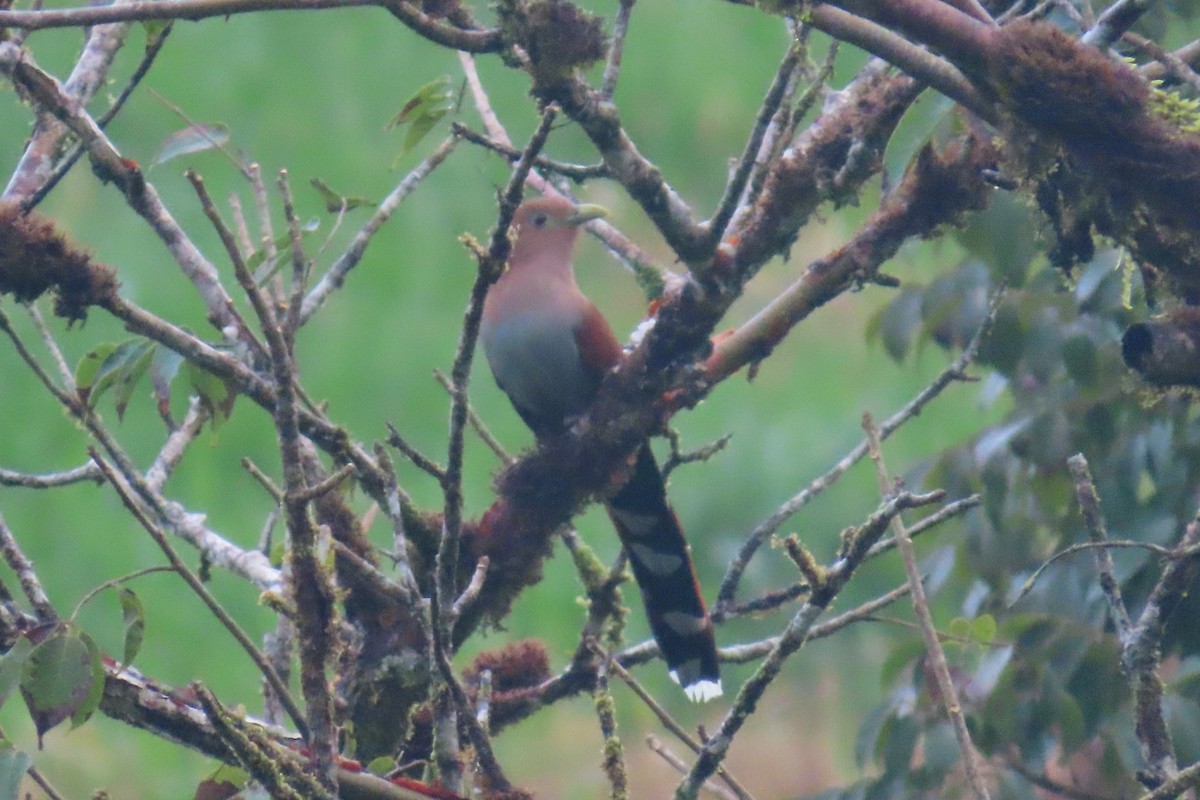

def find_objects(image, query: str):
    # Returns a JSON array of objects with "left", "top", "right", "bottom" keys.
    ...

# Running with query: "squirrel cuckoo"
[{"left": 479, "top": 196, "right": 722, "bottom": 701}]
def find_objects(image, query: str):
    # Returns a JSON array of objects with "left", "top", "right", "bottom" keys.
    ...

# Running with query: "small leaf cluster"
[
  {"left": 75, "top": 337, "right": 235, "bottom": 427},
  {"left": 0, "top": 586, "right": 146, "bottom": 755}
]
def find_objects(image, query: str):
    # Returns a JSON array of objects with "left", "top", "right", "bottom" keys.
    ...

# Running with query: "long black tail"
[{"left": 605, "top": 445, "right": 721, "bottom": 701}]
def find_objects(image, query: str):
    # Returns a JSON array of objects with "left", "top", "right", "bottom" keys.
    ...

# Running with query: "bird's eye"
[{"left": 530, "top": 212, "right": 549, "bottom": 228}]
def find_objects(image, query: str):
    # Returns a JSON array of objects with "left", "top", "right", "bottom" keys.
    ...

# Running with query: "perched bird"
[{"left": 479, "top": 196, "right": 722, "bottom": 702}]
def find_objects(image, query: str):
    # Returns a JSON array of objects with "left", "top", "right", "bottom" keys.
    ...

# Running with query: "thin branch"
[
  {"left": 601, "top": 0, "right": 636, "bottom": 100},
  {"left": 450, "top": 125, "right": 609, "bottom": 183},
  {"left": 292, "top": 463, "right": 355, "bottom": 504},
  {"left": 606, "top": 657, "right": 754, "bottom": 800},
  {"left": 0, "top": 0, "right": 380, "bottom": 29},
  {"left": 387, "top": 423, "right": 447, "bottom": 482},
  {"left": 450, "top": 557, "right": 489, "bottom": 621},
  {"left": 26, "top": 304, "right": 74, "bottom": 388},
  {"left": 863, "top": 415, "right": 990, "bottom": 800},
  {"left": 1124, "top": 32, "right": 1200, "bottom": 95},
  {"left": 433, "top": 370, "right": 512, "bottom": 464},
  {"left": 300, "top": 134, "right": 460, "bottom": 323},
  {"left": 0, "top": 514, "right": 58, "bottom": 621},
  {"left": 1011, "top": 539, "right": 1181, "bottom": 608},
  {"left": 70, "top": 566, "right": 176, "bottom": 621},
  {"left": 0, "top": 42, "right": 257, "bottom": 346},
  {"left": 145, "top": 398, "right": 208, "bottom": 491},
  {"left": 4, "top": 0, "right": 131, "bottom": 204},
  {"left": 649, "top": 736, "right": 738, "bottom": 800},
  {"left": 592, "top": 654, "right": 629, "bottom": 800},
  {"left": 1138, "top": 758, "right": 1200, "bottom": 800},
  {"left": 1081, "top": 0, "right": 1159, "bottom": 48},
  {"left": 1068, "top": 455, "right": 1133, "bottom": 636},
  {"left": 88, "top": 450, "right": 308, "bottom": 739},
  {"left": 376, "top": 0, "right": 502, "bottom": 53},
  {"left": 714, "top": 297, "right": 996, "bottom": 612},
  {"left": 704, "top": 41, "right": 802, "bottom": 250},
  {"left": 277, "top": 170, "right": 310, "bottom": 341},
  {"left": 258, "top": 165, "right": 338, "bottom": 787},
  {"left": 676, "top": 490, "right": 944, "bottom": 799},
  {"left": 0, "top": 462, "right": 102, "bottom": 488},
  {"left": 806, "top": 5, "right": 994, "bottom": 121},
  {"left": 721, "top": 583, "right": 913, "bottom": 663}
]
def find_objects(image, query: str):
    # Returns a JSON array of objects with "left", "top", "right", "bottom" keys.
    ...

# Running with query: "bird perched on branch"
[{"left": 479, "top": 196, "right": 721, "bottom": 702}]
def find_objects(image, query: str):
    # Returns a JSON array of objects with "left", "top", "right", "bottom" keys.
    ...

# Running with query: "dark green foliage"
[{"left": 849, "top": 208, "right": 1200, "bottom": 795}]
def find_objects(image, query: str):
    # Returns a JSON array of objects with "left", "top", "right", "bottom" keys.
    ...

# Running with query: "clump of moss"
[
  {"left": 521, "top": 0, "right": 607, "bottom": 84},
  {"left": 0, "top": 203, "right": 118, "bottom": 322}
]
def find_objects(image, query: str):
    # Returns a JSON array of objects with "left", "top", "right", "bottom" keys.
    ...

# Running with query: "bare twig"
[
  {"left": 648, "top": 736, "right": 738, "bottom": 800},
  {"left": 863, "top": 415, "right": 990, "bottom": 800},
  {"left": 677, "top": 489, "right": 944, "bottom": 799},
  {"left": 592, "top": 653, "right": 629, "bottom": 800},
  {"left": 606, "top": 656, "right": 754, "bottom": 800},
  {"left": 88, "top": 451, "right": 307, "bottom": 738},
  {"left": 1011, "top": 539, "right": 1184, "bottom": 608},
  {"left": 300, "top": 134, "right": 459, "bottom": 322},
  {"left": 1067, "top": 455, "right": 1133, "bottom": 636},
  {"left": 601, "top": 0, "right": 636, "bottom": 99},
  {"left": 705, "top": 41, "right": 802, "bottom": 250},
  {"left": 1082, "top": 0, "right": 1159, "bottom": 48},
  {"left": 387, "top": 423, "right": 447, "bottom": 481},
  {"left": 146, "top": 398, "right": 208, "bottom": 491},
  {"left": 714, "top": 297, "right": 996, "bottom": 613},
  {"left": 0, "top": 462, "right": 102, "bottom": 488},
  {"left": 662, "top": 430, "right": 732, "bottom": 478},
  {"left": 0, "top": 514, "right": 57, "bottom": 621},
  {"left": 450, "top": 125, "right": 608, "bottom": 183},
  {"left": 450, "top": 557, "right": 489, "bottom": 621},
  {"left": 433, "top": 370, "right": 512, "bottom": 464}
]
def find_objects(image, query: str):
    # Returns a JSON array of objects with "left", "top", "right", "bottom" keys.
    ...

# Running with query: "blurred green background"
[{"left": 0, "top": 1, "right": 1004, "bottom": 796}]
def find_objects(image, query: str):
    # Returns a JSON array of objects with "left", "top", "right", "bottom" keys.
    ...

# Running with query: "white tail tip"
[{"left": 671, "top": 672, "right": 723, "bottom": 702}]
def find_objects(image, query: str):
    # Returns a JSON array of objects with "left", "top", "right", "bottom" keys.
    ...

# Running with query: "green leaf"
[
  {"left": 70, "top": 631, "right": 105, "bottom": 729},
  {"left": 74, "top": 342, "right": 119, "bottom": 401},
  {"left": 0, "top": 637, "right": 33, "bottom": 712},
  {"left": 365, "top": 756, "right": 394, "bottom": 776},
  {"left": 152, "top": 123, "right": 231, "bottom": 167},
  {"left": 955, "top": 190, "right": 1039, "bottom": 286},
  {"left": 79, "top": 339, "right": 154, "bottom": 416},
  {"left": 20, "top": 627, "right": 96, "bottom": 745},
  {"left": 879, "top": 639, "right": 924, "bottom": 688},
  {"left": 150, "top": 346, "right": 184, "bottom": 420},
  {"left": 117, "top": 588, "right": 145, "bottom": 667},
  {"left": 869, "top": 288, "right": 923, "bottom": 362},
  {"left": 388, "top": 75, "right": 454, "bottom": 129},
  {"left": 184, "top": 362, "right": 235, "bottom": 430},
  {"left": 971, "top": 614, "right": 997, "bottom": 645},
  {"left": 855, "top": 701, "right": 892, "bottom": 768},
  {"left": 388, "top": 75, "right": 454, "bottom": 163},
  {"left": 310, "top": 178, "right": 375, "bottom": 214},
  {"left": 141, "top": 19, "right": 170, "bottom": 47},
  {"left": 249, "top": 218, "right": 320, "bottom": 283},
  {"left": 114, "top": 341, "right": 155, "bottom": 421},
  {"left": 0, "top": 742, "right": 32, "bottom": 800}
]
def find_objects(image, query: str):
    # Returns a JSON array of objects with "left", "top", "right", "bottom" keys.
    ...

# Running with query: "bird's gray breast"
[{"left": 480, "top": 309, "right": 594, "bottom": 429}]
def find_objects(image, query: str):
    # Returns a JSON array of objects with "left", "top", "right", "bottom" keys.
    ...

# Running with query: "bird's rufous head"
[{"left": 508, "top": 196, "right": 607, "bottom": 271}]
